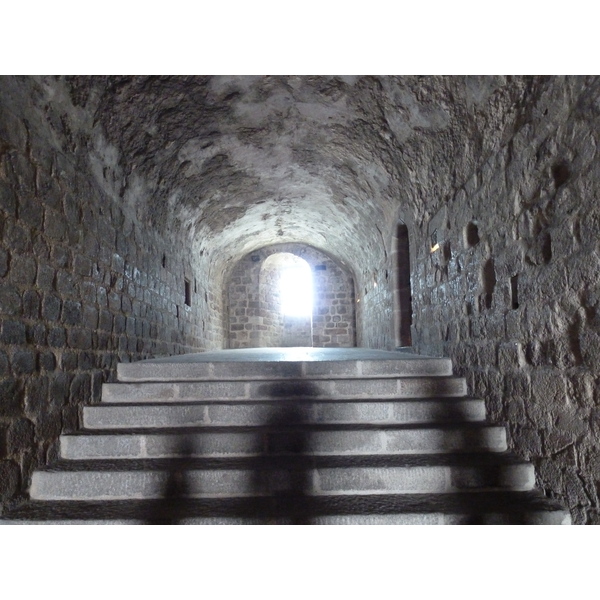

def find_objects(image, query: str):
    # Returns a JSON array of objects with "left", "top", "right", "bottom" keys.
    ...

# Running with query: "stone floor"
[{"left": 138, "top": 347, "right": 422, "bottom": 363}]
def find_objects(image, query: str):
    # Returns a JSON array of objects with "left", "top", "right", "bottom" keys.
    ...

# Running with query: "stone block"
[
  {"left": 36, "top": 264, "right": 56, "bottom": 290},
  {"left": 579, "top": 330, "right": 600, "bottom": 372},
  {"left": 47, "top": 327, "right": 66, "bottom": 348},
  {"left": 498, "top": 342, "right": 526, "bottom": 371},
  {"left": 67, "top": 328, "right": 92, "bottom": 350},
  {"left": 26, "top": 323, "right": 47, "bottom": 345},
  {"left": 108, "top": 292, "right": 121, "bottom": 312},
  {"left": 5, "top": 221, "right": 29, "bottom": 254},
  {"left": 0, "top": 248, "right": 8, "bottom": 278},
  {"left": 0, "top": 351, "right": 9, "bottom": 377},
  {"left": 22, "top": 289, "right": 41, "bottom": 319},
  {"left": 61, "top": 434, "right": 143, "bottom": 460},
  {"left": 81, "top": 281, "right": 97, "bottom": 304},
  {"left": 0, "top": 460, "right": 19, "bottom": 501},
  {"left": 56, "top": 270, "right": 77, "bottom": 297},
  {"left": 0, "top": 378, "right": 21, "bottom": 417},
  {"left": 39, "top": 351, "right": 56, "bottom": 372},
  {"left": 504, "top": 372, "right": 531, "bottom": 402},
  {"left": 18, "top": 194, "right": 43, "bottom": 229},
  {"left": 61, "top": 351, "right": 78, "bottom": 372},
  {"left": 0, "top": 282, "right": 22, "bottom": 315},
  {"left": 510, "top": 426, "right": 543, "bottom": 458},
  {"left": 73, "top": 255, "right": 92, "bottom": 277},
  {"left": 70, "top": 373, "right": 91, "bottom": 404},
  {"left": 7, "top": 418, "right": 35, "bottom": 454},
  {"left": 83, "top": 305, "right": 98, "bottom": 329},
  {"left": 51, "top": 245, "right": 70, "bottom": 269},
  {"left": 121, "top": 296, "right": 132, "bottom": 314},
  {"left": 62, "top": 300, "right": 82, "bottom": 326},
  {"left": 78, "top": 351, "right": 96, "bottom": 371},
  {"left": 11, "top": 350, "right": 36, "bottom": 375},
  {"left": 44, "top": 208, "right": 67, "bottom": 241},
  {"left": 0, "top": 321, "right": 26, "bottom": 345},
  {"left": 99, "top": 310, "right": 112, "bottom": 332},
  {"left": 0, "top": 181, "right": 17, "bottom": 216},
  {"left": 49, "top": 373, "right": 71, "bottom": 405}
]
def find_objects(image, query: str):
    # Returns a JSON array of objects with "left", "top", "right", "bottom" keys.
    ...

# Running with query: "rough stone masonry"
[{"left": 0, "top": 76, "right": 599, "bottom": 523}]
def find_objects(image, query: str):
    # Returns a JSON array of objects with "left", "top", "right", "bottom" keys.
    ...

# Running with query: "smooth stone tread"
[
  {"left": 30, "top": 462, "right": 535, "bottom": 500},
  {"left": 117, "top": 348, "right": 453, "bottom": 382},
  {"left": 0, "top": 492, "right": 571, "bottom": 525},
  {"left": 102, "top": 376, "right": 467, "bottom": 403},
  {"left": 59, "top": 425, "right": 507, "bottom": 460},
  {"left": 83, "top": 398, "right": 487, "bottom": 429}
]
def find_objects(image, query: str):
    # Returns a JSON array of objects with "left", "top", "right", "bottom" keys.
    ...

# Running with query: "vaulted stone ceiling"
[
  {"left": 78, "top": 76, "right": 547, "bottom": 273},
  {"left": 9, "top": 76, "right": 558, "bottom": 278}
]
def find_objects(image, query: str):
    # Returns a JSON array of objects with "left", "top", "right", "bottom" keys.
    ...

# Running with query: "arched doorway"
[
  {"left": 226, "top": 243, "right": 356, "bottom": 349},
  {"left": 392, "top": 221, "right": 413, "bottom": 347},
  {"left": 259, "top": 253, "right": 313, "bottom": 347}
]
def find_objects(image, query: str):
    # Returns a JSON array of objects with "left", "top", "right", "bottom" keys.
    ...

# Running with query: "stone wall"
[
  {"left": 408, "top": 78, "right": 600, "bottom": 524},
  {"left": 0, "top": 78, "right": 219, "bottom": 511},
  {"left": 226, "top": 243, "right": 356, "bottom": 348}
]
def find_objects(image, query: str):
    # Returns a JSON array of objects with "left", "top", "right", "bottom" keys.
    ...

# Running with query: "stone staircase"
[{"left": 1, "top": 348, "right": 571, "bottom": 524}]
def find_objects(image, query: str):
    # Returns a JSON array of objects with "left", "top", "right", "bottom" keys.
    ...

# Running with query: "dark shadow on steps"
[
  {"left": 142, "top": 382, "right": 318, "bottom": 525},
  {"left": 427, "top": 405, "right": 511, "bottom": 525},
  {"left": 144, "top": 435, "right": 198, "bottom": 525},
  {"left": 251, "top": 382, "right": 318, "bottom": 524}
]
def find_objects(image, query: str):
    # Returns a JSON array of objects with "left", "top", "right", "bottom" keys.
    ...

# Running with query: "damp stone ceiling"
[{"left": 15, "top": 76, "right": 556, "bottom": 278}]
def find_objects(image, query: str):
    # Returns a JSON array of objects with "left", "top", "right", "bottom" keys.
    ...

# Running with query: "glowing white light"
[{"left": 280, "top": 265, "right": 312, "bottom": 316}]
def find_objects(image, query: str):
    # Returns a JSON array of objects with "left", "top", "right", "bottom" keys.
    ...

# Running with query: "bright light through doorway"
[{"left": 280, "top": 265, "right": 313, "bottom": 317}]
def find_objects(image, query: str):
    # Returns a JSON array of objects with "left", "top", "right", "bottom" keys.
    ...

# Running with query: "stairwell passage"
[{"left": 1, "top": 348, "right": 571, "bottom": 524}]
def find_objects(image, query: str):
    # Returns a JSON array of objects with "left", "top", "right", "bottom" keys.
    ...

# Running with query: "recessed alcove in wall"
[
  {"left": 226, "top": 243, "right": 356, "bottom": 349},
  {"left": 392, "top": 221, "right": 413, "bottom": 347}
]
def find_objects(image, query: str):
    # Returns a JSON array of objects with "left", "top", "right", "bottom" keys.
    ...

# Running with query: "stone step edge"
[
  {"left": 88, "top": 395, "right": 485, "bottom": 407},
  {"left": 29, "top": 463, "right": 535, "bottom": 500},
  {"left": 4, "top": 490, "right": 569, "bottom": 519},
  {"left": 117, "top": 358, "right": 454, "bottom": 382},
  {"left": 0, "top": 510, "right": 572, "bottom": 525},
  {"left": 59, "top": 425, "right": 508, "bottom": 459},
  {"left": 71, "top": 421, "right": 501, "bottom": 435},
  {"left": 82, "top": 398, "right": 488, "bottom": 429},
  {"left": 101, "top": 377, "right": 468, "bottom": 403}
]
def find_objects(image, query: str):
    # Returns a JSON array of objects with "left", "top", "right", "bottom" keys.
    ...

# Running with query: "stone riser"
[
  {"left": 83, "top": 398, "right": 487, "bottom": 429},
  {"left": 117, "top": 358, "right": 453, "bottom": 382},
  {"left": 2, "top": 512, "right": 571, "bottom": 525},
  {"left": 102, "top": 377, "right": 467, "bottom": 403},
  {"left": 60, "top": 426, "right": 507, "bottom": 460},
  {"left": 30, "top": 463, "right": 535, "bottom": 500}
]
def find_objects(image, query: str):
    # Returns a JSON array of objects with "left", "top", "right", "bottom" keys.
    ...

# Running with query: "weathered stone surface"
[
  {"left": 1, "top": 321, "right": 26, "bottom": 345},
  {"left": 9, "top": 255, "right": 36, "bottom": 287},
  {"left": 1, "top": 75, "right": 600, "bottom": 522},
  {"left": 62, "top": 300, "right": 82, "bottom": 326},
  {"left": 42, "top": 295, "right": 61, "bottom": 322},
  {"left": 0, "top": 460, "right": 19, "bottom": 500},
  {"left": 0, "top": 249, "right": 8, "bottom": 278},
  {"left": 0, "top": 283, "right": 22, "bottom": 316},
  {"left": 11, "top": 350, "right": 36, "bottom": 375}
]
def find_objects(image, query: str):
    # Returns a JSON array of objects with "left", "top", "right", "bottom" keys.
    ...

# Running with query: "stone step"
[
  {"left": 29, "top": 454, "right": 534, "bottom": 500},
  {"left": 83, "top": 397, "right": 487, "bottom": 429},
  {"left": 0, "top": 492, "right": 571, "bottom": 524},
  {"left": 117, "top": 355, "right": 453, "bottom": 382},
  {"left": 60, "top": 424, "right": 507, "bottom": 459},
  {"left": 102, "top": 376, "right": 467, "bottom": 403}
]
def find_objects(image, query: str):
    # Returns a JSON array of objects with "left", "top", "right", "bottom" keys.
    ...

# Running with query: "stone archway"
[
  {"left": 259, "top": 253, "right": 313, "bottom": 347},
  {"left": 226, "top": 243, "right": 356, "bottom": 349}
]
